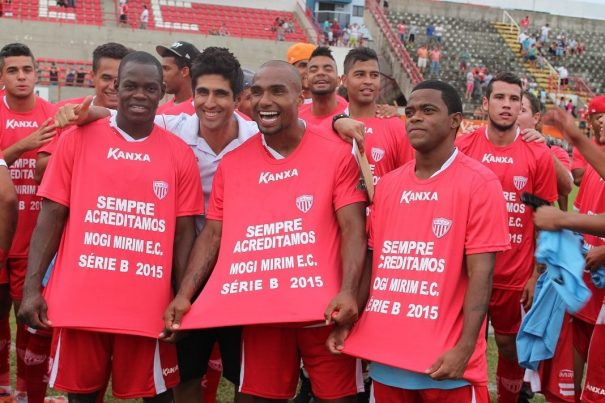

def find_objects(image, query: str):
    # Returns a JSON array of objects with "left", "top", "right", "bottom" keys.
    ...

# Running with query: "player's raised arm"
[{"left": 17, "top": 199, "right": 68, "bottom": 329}]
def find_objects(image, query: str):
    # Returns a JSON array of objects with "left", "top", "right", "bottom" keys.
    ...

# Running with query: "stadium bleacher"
[
  {"left": 120, "top": 0, "right": 309, "bottom": 42},
  {"left": 8, "top": 0, "right": 102, "bottom": 25}
]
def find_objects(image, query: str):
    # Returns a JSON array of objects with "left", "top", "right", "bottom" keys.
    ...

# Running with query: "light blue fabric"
[
  {"left": 370, "top": 363, "right": 469, "bottom": 390},
  {"left": 42, "top": 255, "right": 56, "bottom": 287},
  {"left": 517, "top": 230, "right": 591, "bottom": 370}
]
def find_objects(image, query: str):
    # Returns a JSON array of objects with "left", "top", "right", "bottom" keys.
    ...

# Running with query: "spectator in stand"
[
  {"left": 286, "top": 18, "right": 295, "bottom": 33},
  {"left": 397, "top": 20, "right": 406, "bottom": 44},
  {"left": 537, "top": 53, "right": 545, "bottom": 69},
  {"left": 567, "top": 99, "right": 575, "bottom": 115},
  {"left": 75, "top": 66, "right": 86, "bottom": 86},
  {"left": 434, "top": 23, "right": 444, "bottom": 43},
  {"left": 558, "top": 96, "right": 566, "bottom": 109},
  {"left": 139, "top": 4, "right": 148, "bottom": 29},
  {"left": 382, "top": 0, "right": 389, "bottom": 13},
  {"left": 49, "top": 63, "right": 58, "bottom": 85},
  {"left": 527, "top": 43, "right": 537, "bottom": 66},
  {"left": 472, "top": 70, "right": 482, "bottom": 101},
  {"left": 481, "top": 70, "right": 493, "bottom": 97},
  {"left": 540, "top": 23, "right": 550, "bottom": 43},
  {"left": 568, "top": 38, "right": 577, "bottom": 55},
  {"left": 556, "top": 38, "right": 565, "bottom": 60},
  {"left": 331, "top": 20, "right": 340, "bottom": 46},
  {"left": 429, "top": 46, "right": 441, "bottom": 77},
  {"left": 119, "top": 1, "right": 128, "bottom": 27},
  {"left": 219, "top": 22, "right": 229, "bottom": 36},
  {"left": 558, "top": 65, "right": 569, "bottom": 90},
  {"left": 540, "top": 88, "right": 547, "bottom": 109},
  {"left": 465, "top": 69, "right": 475, "bottom": 100},
  {"left": 416, "top": 44, "right": 428, "bottom": 73},
  {"left": 458, "top": 49, "right": 470, "bottom": 74},
  {"left": 426, "top": 22, "right": 434, "bottom": 43},
  {"left": 577, "top": 41, "right": 585, "bottom": 55},
  {"left": 408, "top": 22, "right": 417, "bottom": 44},
  {"left": 348, "top": 23, "right": 359, "bottom": 47},
  {"left": 65, "top": 68, "right": 75, "bottom": 85},
  {"left": 520, "top": 75, "right": 529, "bottom": 91},
  {"left": 520, "top": 15, "right": 529, "bottom": 31},
  {"left": 518, "top": 30, "right": 528, "bottom": 53},
  {"left": 276, "top": 23, "right": 285, "bottom": 41}
]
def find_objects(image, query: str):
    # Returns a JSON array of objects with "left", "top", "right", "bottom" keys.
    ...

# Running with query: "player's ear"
[
  {"left": 450, "top": 112, "right": 463, "bottom": 130},
  {"left": 481, "top": 96, "right": 489, "bottom": 113},
  {"left": 341, "top": 74, "right": 348, "bottom": 89}
]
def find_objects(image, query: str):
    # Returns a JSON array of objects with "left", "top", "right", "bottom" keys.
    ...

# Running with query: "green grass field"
[{"left": 7, "top": 186, "right": 579, "bottom": 402}]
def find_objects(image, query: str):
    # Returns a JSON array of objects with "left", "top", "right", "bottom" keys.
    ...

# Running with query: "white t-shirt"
[{"left": 140, "top": 8, "right": 148, "bottom": 22}]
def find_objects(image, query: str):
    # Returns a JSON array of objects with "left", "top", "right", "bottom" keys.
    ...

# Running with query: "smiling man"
[
  {"left": 455, "top": 72, "right": 558, "bottom": 403},
  {"left": 0, "top": 42, "right": 57, "bottom": 402},
  {"left": 162, "top": 60, "right": 367, "bottom": 402},
  {"left": 156, "top": 41, "right": 200, "bottom": 115},
  {"left": 18, "top": 51, "right": 203, "bottom": 402}
]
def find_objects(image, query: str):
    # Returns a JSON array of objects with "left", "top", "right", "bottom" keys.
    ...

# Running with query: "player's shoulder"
[
  {"left": 519, "top": 137, "right": 552, "bottom": 157},
  {"left": 305, "top": 124, "right": 353, "bottom": 155},
  {"left": 153, "top": 124, "right": 195, "bottom": 152},
  {"left": 455, "top": 127, "right": 483, "bottom": 149},
  {"left": 220, "top": 132, "right": 261, "bottom": 164},
  {"left": 36, "top": 96, "right": 58, "bottom": 113},
  {"left": 455, "top": 151, "right": 501, "bottom": 185}
]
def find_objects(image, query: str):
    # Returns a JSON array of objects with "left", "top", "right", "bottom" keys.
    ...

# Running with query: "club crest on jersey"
[
  {"left": 153, "top": 181, "right": 169, "bottom": 200},
  {"left": 513, "top": 176, "right": 528, "bottom": 191},
  {"left": 371, "top": 147, "right": 385, "bottom": 162},
  {"left": 296, "top": 195, "right": 313, "bottom": 213},
  {"left": 432, "top": 218, "right": 452, "bottom": 238}
]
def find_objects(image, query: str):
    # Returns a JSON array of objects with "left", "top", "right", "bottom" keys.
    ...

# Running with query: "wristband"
[{"left": 332, "top": 113, "right": 349, "bottom": 132}]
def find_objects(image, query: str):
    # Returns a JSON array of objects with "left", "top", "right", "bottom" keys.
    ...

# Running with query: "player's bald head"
[
  {"left": 255, "top": 60, "right": 302, "bottom": 93},
  {"left": 117, "top": 51, "right": 163, "bottom": 85}
]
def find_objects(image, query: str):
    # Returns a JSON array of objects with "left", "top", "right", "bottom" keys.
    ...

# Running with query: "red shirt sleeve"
[
  {"left": 332, "top": 149, "right": 367, "bottom": 211},
  {"left": 206, "top": 161, "right": 225, "bottom": 221},
  {"left": 38, "top": 131, "right": 61, "bottom": 155},
  {"left": 176, "top": 146, "right": 204, "bottom": 217},
  {"left": 571, "top": 147, "right": 587, "bottom": 172},
  {"left": 534, "top": 147, "right": 559, "bottom": 203},
  {"left": 465, "top": 176, "right": 510, "bottom": 254},
  {"left": 551, "top": 146, "right": 571, "bottom": 170},
  {"left": 37, "top": 130, "right": 77, "bottom": 207}
]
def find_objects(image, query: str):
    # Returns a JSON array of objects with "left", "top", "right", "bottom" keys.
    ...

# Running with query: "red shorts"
[
  {"left": 572, "top": 316, "right": 595, "bottom": 361},
  {"left": 489, "top": 288, "right": 523, "bottom": 335},
  {"left": 370, "top": 380, "right": 489, "bottom": 403},
  {"left": 582, "top": 302, "right": 605, "bottom": 402},
  {"left": 240, "top": 325, "right": 363, "bottom": 399},
  {"left": 49, "top": 328, "right": 179, "bottom": 399},
  {"left": 5, "top": 257, "right": 27, "bottom": 300}
]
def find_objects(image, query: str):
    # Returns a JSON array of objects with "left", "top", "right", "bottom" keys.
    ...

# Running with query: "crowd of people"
[
  {"left": 1, "top": 32, "right": 605, "bottom": 403},
  {"left": 320, "top": 19, "right": 370, "bottom": 48}
]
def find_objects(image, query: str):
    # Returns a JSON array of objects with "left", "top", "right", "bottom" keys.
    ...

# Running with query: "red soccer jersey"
[
  {"left": 456, "top": 127, "right": 558, "bottom": 290},
  {"left": 0, "top": 96, "right": 57, "bottom": 258},
  {"left": 179, "top": 127, "right": 367, "bottom": 329},
  {"left": 157, "top": 98, "right": 194, "bottom": 115},
  {"left": 38, "top": 118, "right": 203, "bottom": 337},
  {"left": 298, "top": 96, "right": 348, "bottom": 130},
  {"left": 572, "top": 164, "right": 605, "bottom": 324},
  {"left": 358, "top": 116, "right": 413, "bottom": 185},
  {"left": 343, "top": 151, "right": 509, "bottom": 386}
]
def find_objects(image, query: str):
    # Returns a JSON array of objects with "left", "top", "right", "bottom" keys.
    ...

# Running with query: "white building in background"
[{"left": 304, "top": 0, "right": 365, "bottom": 27}]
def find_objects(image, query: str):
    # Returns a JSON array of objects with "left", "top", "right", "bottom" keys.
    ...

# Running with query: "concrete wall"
[
  {"left": 0, "top": 18, "right": 294, "bottom": 69},
  {"left": 390, "top": 0, "right": 605, "bottom": 32}
]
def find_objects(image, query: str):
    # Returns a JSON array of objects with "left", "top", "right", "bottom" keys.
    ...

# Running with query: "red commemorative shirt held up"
[
  {"left": 0, "top": 96, "right": 57, "bottom": 258},
  {"left": 38, "top": 118, "right": 203, "bottom": 337},
  {"left": 456, "top": 127, "right": 558, "bottom": 290},
  {"left": 180, "top": 127, "right": 366, "bottom": 330},
  {"left": 343, "top": 151, "right": 510, "bottom": 385}
]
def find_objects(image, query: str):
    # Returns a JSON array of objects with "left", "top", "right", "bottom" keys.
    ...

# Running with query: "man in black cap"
[
  {"left": 156, "top": 41, "right": 201, "bottom": 115},
  {"left": 237, "top": 68, "right": 254, "bottom": 119}
]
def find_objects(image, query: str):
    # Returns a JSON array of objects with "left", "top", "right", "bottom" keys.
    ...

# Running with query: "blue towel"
[{"left": 517, "top": 230, "right": 591, "bottom": 370}]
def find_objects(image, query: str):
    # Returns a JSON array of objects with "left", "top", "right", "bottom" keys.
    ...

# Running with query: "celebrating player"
[
  {"left": 18, "top": 51, "right": 203, "bottom": 402},
  {"left": 456, "top": 72, "right": 558, "bottom": 403},
  {"left": 331, "top": 80, "right": 509, "bottom": 402},
  {"left": 163, "top": 60, "right": 368, "bottom": 402},
  {"left": 0, "top": 42, "right": 57, "bottom": 403}
]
